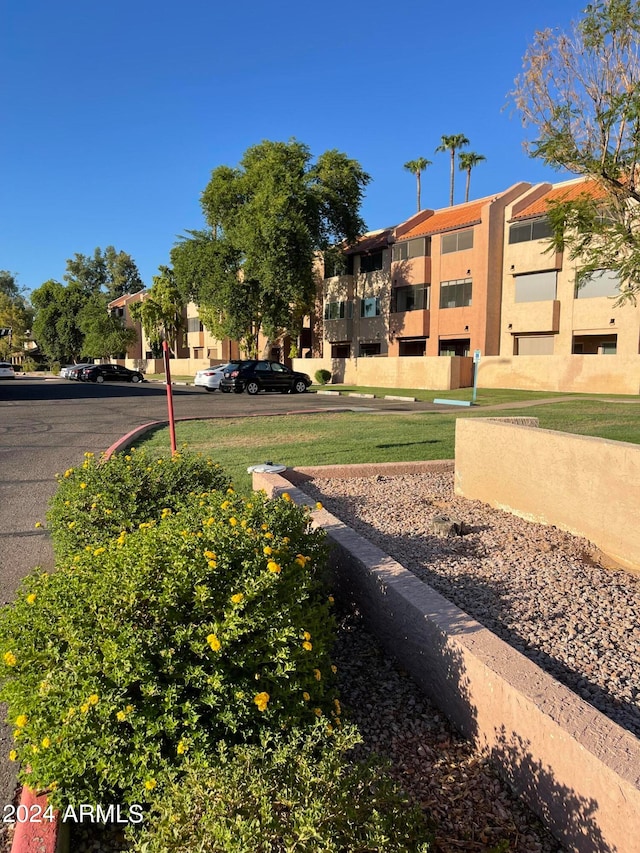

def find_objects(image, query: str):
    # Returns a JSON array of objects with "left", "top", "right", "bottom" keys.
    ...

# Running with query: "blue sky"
[{"left": 2, "top": 0, "right": 580, "bottom": 294}]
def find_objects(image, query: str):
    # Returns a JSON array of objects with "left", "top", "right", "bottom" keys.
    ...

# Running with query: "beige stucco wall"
[
  {"left": 292, "top": 355, "right": 473, "bottom": 390},
  {"left": 455, "top": 418, "right": 640, "bottom": 570},
  {"left": 478, "top": 354, "right": 640, "bottom": 394}
]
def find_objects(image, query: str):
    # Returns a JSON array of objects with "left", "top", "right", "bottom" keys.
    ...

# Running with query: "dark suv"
[
  {"left": 219, "top": 360, "right": 312, "bottom": 395},
  {"left": 80, "top": 364, "right": 144, "bottom": 383}
]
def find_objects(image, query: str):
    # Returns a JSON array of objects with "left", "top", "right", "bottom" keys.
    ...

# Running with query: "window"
[
  {"left": 392, "top": 237, "right": 430, "bottom": 262},
  {"left": 193, "top": 347, "right": 204, "bottom": 359},
  {"left": 359, "top": 251, "right": 384, "bottom": 273},
  {"left": 515, "top": 335, "right": 555, "bottom": 355},
  {"left": 360, "top": 296, "right": 381, "bottom": 317},
  {"left": 359, "top": 342, "right": 381, "bottom": 356},
  {"left": 572, "top": 334, "right": 617, "bottom": 354},
  {"left": 398, "top": 338, "right": 427, "bottom": 356},
  {"left": 508, "top": 218, "right": 553, "bottom": 244},
  {"left": 207, "top": 347, "right": 218, "bottom": 359},
  {"left": 438, "top": 339, "right": 470, "bottom": 357},
  {"left": 392, "top": 285, "right": 428, "bottom": 312},
  {"left": 187, "top": 318, "right": 203, "bottom": 333},
  {"left": 439, "top": 278, "right": 472, "bottom": 309},
  {"left": 331, "top": 343, "right": 350, "bottom": 358},
  {"left": 441, "top": 229, "right": 473, "bottom": 254},
  {"left": 575, "top": 269, "right": 621, "bottom": 299},
  {"left": 514, "top": 271, "right": 557, "bottom": 302},
  {"left": 323, "top": 301, "right": 352, "bottom": 320}
]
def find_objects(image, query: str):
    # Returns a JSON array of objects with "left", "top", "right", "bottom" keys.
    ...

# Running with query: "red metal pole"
[{"left": 163, "top": 340, "right": 177, "bottom": 455}]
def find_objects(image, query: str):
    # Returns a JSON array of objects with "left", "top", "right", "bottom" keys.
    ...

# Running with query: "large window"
[
  {"left": 359, "top": 342, "right": 381, "bottom": 356},
  {"left": 441, "top": 229, "right": 473, "bottom": 254},
  {"left": 572, "top": 334, "right": 617, "bottom": 354},
  {"left": 515, "top": 335, "right": 555, "bottom": 355},
  {"left": 360, "top": 296, "right": 381, "bottom": 317},
  {"left": 438, "top": 339, "right": 470, "bottom": 356},
  {"left": 392, "top": 237, "right": 430, "bottom": 262},
  {"left": 187, "top": 317, "right": 203, "bottom": 333},
  {"left": 508, "top": 218, "right": 553, "bottom": 244},
  {"left": 323, "top": 300, "right": 353, "bottom": 320},
  {"left": 514, "top": 271, "right": 557, "bottom": 302},
  {"left": 575, "top": 269, "right": 621, "bottom": 299},
  {"left": 331, "top": 343, "right": 350, "bottom": 358},
  {"left": 439, "top": 278, "right": 472, "bottom": 309},
  {"left": 398, "top": 338, "right": 427, "bottom": 356},
  {"left": 392, "top": 285, "right": 428, "bottom": 313},
  {"left": 359, "top": 251, "right": 384, "bottom": 273}
]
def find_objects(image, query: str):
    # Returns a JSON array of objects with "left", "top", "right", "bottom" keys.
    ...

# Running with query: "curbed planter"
[{"left": 252, "top": 461, "right": 640, "bottom": 853}]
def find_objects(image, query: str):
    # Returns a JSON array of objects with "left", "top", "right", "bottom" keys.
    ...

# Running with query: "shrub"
[
  {"left": 314, "top": 369, "right": 331, "bottom": 385},
  {"left": 0, "top": 487, "right": 335, "bottom": 807},
  {"left": 47, "top": 448, "right": 232, "bottom": 559},
  {"left": 132, "top": 723, "right": 433, "bottom": 852}
]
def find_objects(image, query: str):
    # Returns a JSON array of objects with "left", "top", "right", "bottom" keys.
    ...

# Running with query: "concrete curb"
[{"left": 10, "top": 786, "right": 61, "bottom": 853}]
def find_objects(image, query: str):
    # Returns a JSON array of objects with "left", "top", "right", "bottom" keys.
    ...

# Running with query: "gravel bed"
[{"left": 299, "top": 470, "right": 640, "bottom": 738}]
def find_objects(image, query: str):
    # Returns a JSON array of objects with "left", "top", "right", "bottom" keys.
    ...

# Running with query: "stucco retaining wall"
[
  {"left": 252, "top": 462, "right": 640, "bottom": 853},
  {"left": 455, "top": 419, "right": 640, "bottom": 571}
]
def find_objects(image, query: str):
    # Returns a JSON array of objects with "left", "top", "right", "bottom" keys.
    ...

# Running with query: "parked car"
[
  {"left": 219, "top": 360, "right": 312, "bottom": 395},
  {"left": 193, "top": 363, "right": 231, "bottom": 392},
  {"left": 66, "top": 363, "right": 94, "bottom": 380},
  {"left": 80, "top": 364, "right": 144, "bottom": 384},
  {"left": 0, "top": 362, "right": 15, "bottom": 379}
]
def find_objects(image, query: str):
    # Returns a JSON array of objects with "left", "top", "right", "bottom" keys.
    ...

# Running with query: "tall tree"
[
  {"left": 130, "top": 266, "right": 183, "bottom": 356},
  {"left": 403, "top": 158, "right": 432, "bottom": 212},
  {"left": 78, "top": 294, "right": 138, "bottom": 359},
  {"left": 30, "top": 280, "right": 88, "bottom": 363},
  {"left": 458, "top": 152, "right": 486, "bottom": 203},
  {"left": 511, "top": 0, "right": 640, "bottom": 302},
  {"left": 0, "top": 272, "right": 32, "bottom": 359},
  {"left": 64, "top": 247, "right": 143, "bottom": 301},
  {"left": 435, "top": 134, "right": 470, "bottom": 206},
  {"left": 197, "top": 139, "right": 370, "bottom": 356}
]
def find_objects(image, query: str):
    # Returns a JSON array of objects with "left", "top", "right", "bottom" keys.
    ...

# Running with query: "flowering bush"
[
  {"left": 46, "top": 447, "right": 231, "bottom": 559},
  {"left": 0, "top": 485, "right": 336, "bottom": 807},
  {"left": 132, "top": 723, "right": 433, "bottom": 852}
]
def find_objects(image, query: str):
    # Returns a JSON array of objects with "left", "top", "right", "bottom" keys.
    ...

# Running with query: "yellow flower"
[
  {"left": 314, "top": 669, "right": 322, "bottom": 681},
  {"left": 9, "top": 750, "right": 17, "bottom": 762},
  {"left": 208, "top": 560, "right": 217, "bottom": 569},
  {"left": 328, "top": 595, "right": 335, "bottom": 605},
  {"left": 282, "top": 536, "right": 290, "bottom": 544},
  {"left": 84, "top": 452, "right": 94, "bottom": 458},
  {"left": 34, "top": 522, "right": 42, "bottom": 529},
  {"left": 331, "top": 665, "right": 337, "bottom": 674},
  {"left": 295, "top": 555, "right": 306, "bottom": 567},
  {"left": 334, "top": 699, "right": 341, "bottom": 715},
  {"left": 79, "top": 483, "right": 87, "bottom": 489},
  {"left": 67, "top": 521, "right": 76, "bottom": 529},
  {"left": 161, "top": 508, "right": 172, "bottom": 518},
  {"left": 80, "top": 703, "right": 90, "bottom": 713},
  {"left": 314, "top": 707, "right": 322, "bottom": 717},
  {"left": 116, "top": 711, "right": 126, "bottom": 722},
  {"left": 41, "top": 737, "right": 51, "bottom": 749},
  {"left": 315, "top": 502, "right": 323, "bottom": 511},
  {"left": 207, "top": 634, "right": 221, "bottom": 652},
  {"left": 93, "top": 547, "right": 106, "bottom": 556},
  {"left": 264, "top": 532, "right": 274, "bottom": 540},
  {"left": 63, "top": 469, "right": 73, "bottom": 478},
  {"left": 263, "top": 546, "right": 273, "bottom": 556},
  {"left": 3, "top": 652, "right": 17, "bottom": 667},
  {"left": 88, "top": 693, "right": 99, "bottom": 705},
  {"left": 203, "top": 550, "right": 216, "bottom": 560},
  {"left": 302, "top": 641, "right": 312, "bottom": 651},
  {"left": 144, "top": 779, "right": 157, "bottom": 790},
  {"left": 176, "top": 741, "right": 187, "bottom": 755},
  {"left": 302, "top": 692, "right": 310, "bottom": 702},
  {"left": 231, "top": 593, "right": 244, "bottom": 604},
  {"left": 267, "top": 561, "right": 281, "bottom": 574},
  {"left": 282, "top": 493, "right": 292, "bottom": 502},
  {"left": 326, "top": 725, "right": 334, "bottom": 735},
  {"left": 253, "top": 692, "right": 270, "bottom": 712},
  {"left": 303, "top": 631, "right": 311, "bottom": 641},
  {"left": 221, "top": 500, "right": 231, "bottom": 510},
  {"left": 229, "top": 517, "right": 238, "bottom": 526}
]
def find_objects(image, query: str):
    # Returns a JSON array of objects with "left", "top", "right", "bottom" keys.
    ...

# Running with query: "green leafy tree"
[
  {"left": 65, "top": 246, "right": 143, "bottom": 301},
  {"left": 458, "top": 152, "right": 486, "bottom": 203},
  {"left": 511, "top": 0, "right": 640, "bottom": 302},
  {"left": 130, "top": 266, "right": 183, "bottom": 355},
  {"left": 194, "top": 139, "right": 369, "bottom": 356},
  {"left": 435, "top": 134, "right": 470, "bottom": 206},
  {"left": 0, "top": 271, "right": 21, "bottom": 301},
  {"left": 0, "top": 272, "right": 33, "bottom": 359},
  {"left": 30, "top": 280, "right": 88, "bottom": 363},
  {"left": 403, "top": 158, "right": 432, "bottom": 212},
  {"left": 78, "top": 294, "right": 138, "bottom": 359}
]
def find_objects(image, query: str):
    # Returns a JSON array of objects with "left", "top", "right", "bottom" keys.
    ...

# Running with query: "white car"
[
  {"left": 193, "top": 364, "right": 230, "bottom": 392},
  {"left": 0, "top": 362, "right": 15, "bottom": 379}
]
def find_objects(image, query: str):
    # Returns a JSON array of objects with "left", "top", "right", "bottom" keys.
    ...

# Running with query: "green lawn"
[{"left": 133, "top": 397, "right": 640, "bottom": 494}]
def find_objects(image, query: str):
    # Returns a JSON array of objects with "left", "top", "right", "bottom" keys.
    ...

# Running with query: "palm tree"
[
  {"left": 435, "top": 134, "right": 470, "bottom": 206},
  {"left": 458, "top": 152, "right": 486, "bottom": 203},
  {"left": 403, "top": 157, "right": 432, "bottom": 212}
]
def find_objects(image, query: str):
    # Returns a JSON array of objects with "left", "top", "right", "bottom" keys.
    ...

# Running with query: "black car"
[
  {"left": 219, "top": 360, "right": 312, "bottom": 395},
  {"left": 80, "top": 364, "right": 144, "bottom": 384}
]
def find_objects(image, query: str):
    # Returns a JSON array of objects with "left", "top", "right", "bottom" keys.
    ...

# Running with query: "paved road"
[{"left": 0, "top": 375, "right": 440, "bottom": 808}]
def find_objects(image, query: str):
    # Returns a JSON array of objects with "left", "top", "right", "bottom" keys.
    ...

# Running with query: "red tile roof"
[
  {"left": 399, "top": 200, "right": 485, "bottom": 240},
  {"left": 512, "top": 178, "right": 607, "bottom": 220},
  {"left": 345, "top": 227, "right": 395, "bottom": 255}
]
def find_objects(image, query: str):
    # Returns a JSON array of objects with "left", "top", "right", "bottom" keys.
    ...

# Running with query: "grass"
[{"left": 133, "top": 397, "right": 640, "bottom": 494}]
